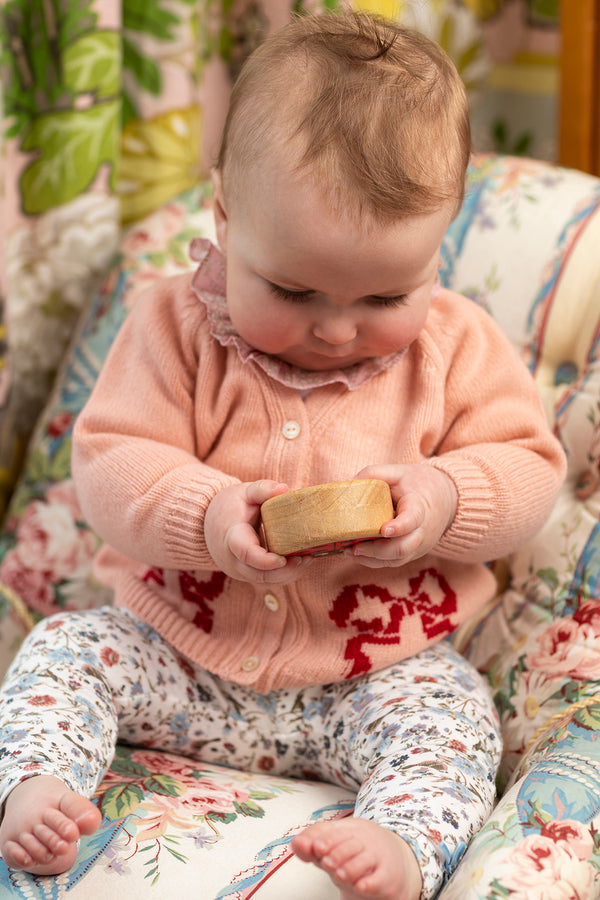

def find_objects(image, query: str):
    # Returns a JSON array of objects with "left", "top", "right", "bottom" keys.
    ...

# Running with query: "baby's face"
[{"left": 212, "top": 162, "right": 455, "bottom": 372}]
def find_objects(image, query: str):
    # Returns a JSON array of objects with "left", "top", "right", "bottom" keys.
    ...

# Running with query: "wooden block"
[{"left": 260, "top": 479, "right": 394, "bottom": 557}]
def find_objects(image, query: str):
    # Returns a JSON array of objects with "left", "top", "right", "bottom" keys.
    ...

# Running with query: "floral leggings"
[{"left": 0, "top": 607, "right": 501, "bottom": 898}]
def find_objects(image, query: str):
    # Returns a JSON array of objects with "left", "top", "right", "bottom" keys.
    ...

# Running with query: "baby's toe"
[
  {"left": 3, "top": 839, "right": 34, "bottom": 869},
  {"left": 322, "top": 835, "right": 364, "bottom": 870},
  {"left": 42, "top": 806, "right": 80, "bottom": 842},
  {"left": 33, "top": 821, "right": 69, "bottom": 855},
  {"left": 58, "top": 792, "right": 101, "bottom": 833},
  {"left": 12, "top": 831, "right": 53, "bottom": 864},
  {"left": 331, "top": 846, "right": 376, "bottom": 885},
  {"left": 291, "top": 832, "right": 317, "bottom": 861}
]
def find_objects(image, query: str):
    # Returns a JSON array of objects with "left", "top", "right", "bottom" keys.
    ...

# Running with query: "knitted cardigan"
[{"left": 72, "top": 242, "right": 566, "bottom": 692}]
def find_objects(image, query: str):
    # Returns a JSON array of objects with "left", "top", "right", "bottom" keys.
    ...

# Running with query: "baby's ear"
[{"left": 211, "top": 169, "right": 228, "bottom": 251}]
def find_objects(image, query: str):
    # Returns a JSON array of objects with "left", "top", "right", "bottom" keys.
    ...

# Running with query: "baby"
[{"left": 0, "top": 13, "right": 565, "bottom": 900}]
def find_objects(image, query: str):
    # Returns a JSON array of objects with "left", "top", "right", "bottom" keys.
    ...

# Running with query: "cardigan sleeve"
[
  {"left": 422, "top": 293, "right": 566, "bottom": 562},
  {"left": 72, "top": 275, "right": 240, "bottom": 571}
]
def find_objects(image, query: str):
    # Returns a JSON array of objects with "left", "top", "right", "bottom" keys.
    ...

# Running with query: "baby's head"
[
  {"left": 211, "top": 14, "right": 471, "bottom": 374},
  {"left": 215, "top": 12, "right": 471, "bottom": 223}
]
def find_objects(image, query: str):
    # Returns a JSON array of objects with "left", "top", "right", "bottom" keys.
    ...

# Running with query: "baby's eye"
[
  {"left": 268, "top": 283, "right": 313, "bottom": 303},
  {"left": 367, "top": 294, "right": 408, "bottom": 308}
]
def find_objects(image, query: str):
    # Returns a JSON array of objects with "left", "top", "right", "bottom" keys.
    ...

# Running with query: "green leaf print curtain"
[
  {"left": 0, "top": 0, "right": 206, "bottom": 516},
  {"left": 0, "top": 0, "right": 558, "bottom": 520}
]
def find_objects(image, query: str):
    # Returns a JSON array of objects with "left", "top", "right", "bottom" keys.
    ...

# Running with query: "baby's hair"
[{"left": 216, "top": 12, "right": 471, "bottom": 221}]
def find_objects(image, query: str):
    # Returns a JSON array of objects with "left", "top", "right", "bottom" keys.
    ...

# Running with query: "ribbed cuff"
[
  {"left": 425, "top": 455, "right": 496, "bottom": 556},
  {"left": 164, "top": 470, "right": 241, "bottom": 569}
]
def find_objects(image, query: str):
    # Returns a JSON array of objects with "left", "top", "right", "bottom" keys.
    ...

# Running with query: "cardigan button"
[
  {"left": 282, "top": 420, "right": 301, "bottom": 439},
  {"left": 240, "top": 656, "right": 259, "bottom": 672},
  {"left": 264, "top": 592, "right": 280, "bottom": 612}
]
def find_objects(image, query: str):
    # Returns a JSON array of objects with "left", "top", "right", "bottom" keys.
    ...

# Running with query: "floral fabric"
[
  {"left": 1, "top": 0, "right": 207, "bottom": 515},
  {"left": 0, "top": 185, "right": 215, "bottom": 666},
  {"left": 0, "top": 748, "right": 356, "bottom": 900},
  {"left": 0, "top": 606, "right": 500, "bottom": 899},
  {"left": 439, "top": 154, "right": 600, "bottom": 898},
  {"left": 441, "top": 699, "right": 600, "bottom": 900}
]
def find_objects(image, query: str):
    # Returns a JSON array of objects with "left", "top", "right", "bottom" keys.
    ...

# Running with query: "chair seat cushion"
[{"left": 0, "top": 747, "right": 354, "bottom": 899}]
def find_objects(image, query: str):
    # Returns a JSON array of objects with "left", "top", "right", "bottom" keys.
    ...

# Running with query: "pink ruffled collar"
[{"left": 189, "top": 237, "right": 409, "bottom": 392}]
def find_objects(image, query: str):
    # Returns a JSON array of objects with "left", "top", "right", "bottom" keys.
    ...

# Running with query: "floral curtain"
[
  {"left": 0, "top": 0, "right": 206, "bottom": 516},
  {"left": 0, "top": 0, "right": 558, "bottom": 520}
]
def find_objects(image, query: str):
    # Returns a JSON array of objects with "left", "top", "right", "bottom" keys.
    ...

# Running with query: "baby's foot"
[
  {"left": 0, "top": 775, "right": 102, "bottom": 875},
  {"left": 291, "top": 817, "right": 422, "bottom": 900}
]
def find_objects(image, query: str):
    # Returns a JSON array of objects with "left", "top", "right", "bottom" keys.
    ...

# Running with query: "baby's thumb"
[{"left": 246, "top": 480, "right": 289, "bottom": 507}]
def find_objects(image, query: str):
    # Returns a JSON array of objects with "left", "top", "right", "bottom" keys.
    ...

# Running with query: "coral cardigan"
[{"left": 72, "top": 242, "right": 566, "bottom": 692}]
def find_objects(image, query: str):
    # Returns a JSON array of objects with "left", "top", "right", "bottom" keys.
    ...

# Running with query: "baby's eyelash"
[
  {"left": 267, "top": 282, "right": 408, "bottom": 308},
  {"left": 368, "top": 295, "right": 408, "bottom": 308},
  {"left": 268, "top": 283, "right": 313, "bottom": 303}
]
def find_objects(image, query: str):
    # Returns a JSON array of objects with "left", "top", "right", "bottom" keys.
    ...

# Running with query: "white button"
[
  {"left": 240, "top": 656, "right": 259, "bottom": 672},
  {"left": 282, "top": 420, "right": 301, "bottom": 439},
  {"left": 264, "top": 592, "right": 280, "bottom": 612}
]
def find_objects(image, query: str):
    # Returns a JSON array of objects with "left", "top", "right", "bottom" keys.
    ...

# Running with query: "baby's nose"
[{"left": 312, "top": 314, "right": 357, "bottom": 345}]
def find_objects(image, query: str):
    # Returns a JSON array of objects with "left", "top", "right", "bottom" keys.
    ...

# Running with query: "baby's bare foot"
[
  {"left": 0, "top": 775, "right": 102, "bottom": 875},
  {"left": 292, "top": 817, "right": 422, "bottom": 900}
]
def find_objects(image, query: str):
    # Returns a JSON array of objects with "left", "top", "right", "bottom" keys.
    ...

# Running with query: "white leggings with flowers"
[{"left": 0, "top": 606, "right": 500, "bottom": 898}]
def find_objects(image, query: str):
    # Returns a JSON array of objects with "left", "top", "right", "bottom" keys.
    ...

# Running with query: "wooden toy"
[{"left": 260, "top": 479, "right": 394, "bottom": 557}]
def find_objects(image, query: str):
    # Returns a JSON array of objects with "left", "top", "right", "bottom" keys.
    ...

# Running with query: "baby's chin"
[{"left": 278, "top": 349, "right": 372, "bottom": 372}]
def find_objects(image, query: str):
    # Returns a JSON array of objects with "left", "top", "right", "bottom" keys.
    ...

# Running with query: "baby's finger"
[
  {"left": 228, "top": 523, "right": 287, "bottom": 570},
  {"left": 246, "top": 480, "right": 289, "bottom": 507},
  {"left": 383, "top": 492, "right": 426, "bottom": 538},
  {"left": 231, "top": 540, "right": 308, "bottom": 585},
  {"left": 351, "top": 530, "right": 425, "bottom": 566},
  {"left": 235, "top": 556, "right": 308, "bottom": 584}
]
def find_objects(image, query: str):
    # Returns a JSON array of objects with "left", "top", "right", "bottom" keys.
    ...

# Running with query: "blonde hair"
[{"left": 217, "top": 12, "right": 471, "bottom": 221}]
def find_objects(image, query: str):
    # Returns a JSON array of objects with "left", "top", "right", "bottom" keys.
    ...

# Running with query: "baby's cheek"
[{"left": 252, "top": 313, "right": 305, "bottom": 355}]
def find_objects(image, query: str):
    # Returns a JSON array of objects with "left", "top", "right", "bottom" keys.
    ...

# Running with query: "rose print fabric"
[{"left": 0, "top": 606, "right": 500, "bottom": 898}]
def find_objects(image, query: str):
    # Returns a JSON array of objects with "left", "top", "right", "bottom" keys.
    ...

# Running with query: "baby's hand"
[
  {"left": 205, "top": 481, "right": 307, "bottom": 583},
  {"left": 349, "top": 464, "right": 458, "bottom": 568}
]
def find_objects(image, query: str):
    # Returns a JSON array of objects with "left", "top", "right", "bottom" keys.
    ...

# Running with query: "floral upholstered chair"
[{"left": 0, "top": 152, "right": 599, "bottom": 899}]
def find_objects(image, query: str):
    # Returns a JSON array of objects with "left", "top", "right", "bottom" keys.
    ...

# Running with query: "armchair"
[{"left": 0, "top": 152, "right": 599, "bottom": 898}]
